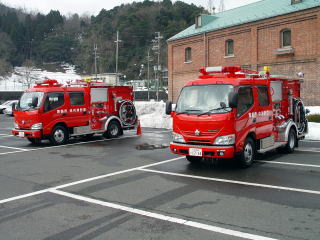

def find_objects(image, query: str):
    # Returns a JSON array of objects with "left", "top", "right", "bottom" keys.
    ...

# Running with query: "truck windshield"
[
  {"left": 175, "top": 84, "right": 233, "bottom": 115},
  {"left": 17, "top": 92, "right": 44, "bottom": 111}
]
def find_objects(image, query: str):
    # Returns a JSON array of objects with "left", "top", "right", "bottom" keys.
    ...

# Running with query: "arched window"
[
  {"left": 281, "top": 29, "right": 291, "bottom": 48},
  {"left": 226, "top": 39, "right": 234, "bottom": 56},
  {"left": 185, "top": 47, "right": 192, "bottom": 62}
]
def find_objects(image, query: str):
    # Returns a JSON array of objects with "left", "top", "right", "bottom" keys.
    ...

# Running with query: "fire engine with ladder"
[
  {"left": 166, "top": 66, "right": 309, "bottom": 167},
  {"left": 12, "top": 79, "right": 139, "bottom": 145}
]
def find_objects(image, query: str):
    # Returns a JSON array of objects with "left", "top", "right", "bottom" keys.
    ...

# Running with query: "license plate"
[
  {"left": 189, "top": 148, "right": 202, "bottom": 157},
  {"left": 18, "top": 132, "right": 25, "bottom": 138}
]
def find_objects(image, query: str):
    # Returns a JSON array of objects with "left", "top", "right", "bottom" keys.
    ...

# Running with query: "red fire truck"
[
  {"left": 12, "top": 80, "right": 138, "bottom": 145},
  {"left": 166, "top": 66, "right": 308, "bottom": 167}
]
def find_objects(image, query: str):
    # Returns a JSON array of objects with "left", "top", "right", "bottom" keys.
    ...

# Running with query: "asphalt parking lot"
[{"left": 0, "top": 114, "right": 320, "bottom": 240}]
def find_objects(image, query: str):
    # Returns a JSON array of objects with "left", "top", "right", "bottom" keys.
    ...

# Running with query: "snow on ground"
[
  {"left": 136, "top": 101, "right": 320, "bottom": 140},
  {"left": 135, "top": 101, "right": 172, "bottom": 129},
  {"left": 306, "top": 106, "right": 320, "bottom": 115},
  {"left": 305, "top": 122, "right": 320, "bottom": 140},
  {"left": 0, "top": 64, "right": 81, "bottom": 91}
]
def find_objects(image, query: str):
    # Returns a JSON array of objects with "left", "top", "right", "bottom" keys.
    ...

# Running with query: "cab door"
[
  {"left": 235, "top": 86, "right": 256, "bottom": 150},
  {"left": 255, "top": 85, "right": 273, "bottom": 139},
  {"left": 41, "top": 91, "right": 66, "bottom": 135}
]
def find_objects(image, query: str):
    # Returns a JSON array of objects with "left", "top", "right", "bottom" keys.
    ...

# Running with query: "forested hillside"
[{"left": 0, "top": 0, "right": 204, "bottom": 79}]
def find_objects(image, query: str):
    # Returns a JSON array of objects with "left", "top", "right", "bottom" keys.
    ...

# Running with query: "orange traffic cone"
[{"left": 136, "top": 120, "right": 142, "bottom": 135}]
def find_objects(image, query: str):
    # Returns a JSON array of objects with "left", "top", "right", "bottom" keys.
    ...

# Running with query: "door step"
[{"left": 257, "top": 142, "right": 286, "bottom": 154}]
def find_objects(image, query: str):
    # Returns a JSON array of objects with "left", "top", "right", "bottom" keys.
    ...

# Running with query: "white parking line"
[
  {"left": 0, "top": 156, "right": 184, "bottom": 204},
  {"left": 256, "top": 160, "right": 320, "bottom": 168},
  {"left": 0, "top": 135, "right": 138, "bottom": 156},
  {"left": 296, "top": 149, "right": 320, "bottom": 153},
  {"left": 139, "top": 169, "right": 320, "bottom": 195},
  {"left": 0, "top": 145, "right": 30, "bottom": 151},
  {"left": 51, "top": 189, "right": 277, "bottom": 240}
]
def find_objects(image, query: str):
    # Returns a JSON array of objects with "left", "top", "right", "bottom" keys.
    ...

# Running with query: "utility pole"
[
  {"left": 93, "top": 43, "right": 98, "bottom": 79},
  {"left": 115, "top": 31, "right": 122, "bottom": 85},
  {"left": 146, "top": 50, "right": 153, "bottom": 101},
  {"left": 152, "top": 31, "right": 163, "bottom": 101}
]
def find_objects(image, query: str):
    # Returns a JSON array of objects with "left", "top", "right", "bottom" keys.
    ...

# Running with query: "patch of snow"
[
  {"left": 135, "top": 101, "right": 172, "bottom": 129},
  {"left": 0, "top": 65, "right": 81, "bottom": 91},
  {"left": 306, "top": 106, "right": 320, "bottom": 115},
  {"left": 306, "top": 122, "right": 320, "bottom": 140}
]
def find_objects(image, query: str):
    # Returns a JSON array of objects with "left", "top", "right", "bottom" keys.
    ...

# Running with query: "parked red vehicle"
[
  {"left": 166, "top": 66, "right": 308, "bottom": 167},
  {"left": 12, "top": 80, "right": 138, "bottom": 145}
]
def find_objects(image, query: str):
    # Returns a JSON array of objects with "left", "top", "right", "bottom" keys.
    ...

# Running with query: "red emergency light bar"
[
  {"left": 35, "top": 79, "right": 61, "bottom": 87},
  {"left": 200, "top": 66, "right": 242, "bottom": 75}
]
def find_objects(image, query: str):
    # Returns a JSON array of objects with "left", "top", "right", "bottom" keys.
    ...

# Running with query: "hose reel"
[{"left": 119, "top": 100, "right": 137, "bottom": 126}]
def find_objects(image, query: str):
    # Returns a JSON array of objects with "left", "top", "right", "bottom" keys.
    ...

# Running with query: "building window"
[
  {"left": 226, "top": 39, "right": 234, "bottom": 56},
  {"left": 281, "top": 29, "right": 291, "bottom": 48},
  {"left": 185, "top": 47, "right": 192, "bottom": 63}
]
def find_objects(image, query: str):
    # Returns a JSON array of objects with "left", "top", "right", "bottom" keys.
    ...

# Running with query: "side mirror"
[
  {"left": 12, "top": 102, "right": 16, "bottom": 111},
  {"left": 31, "top": 97, "right": 38, "bottom": 107},
  {"left": 166, "top": 101, "right": 172, "bottom": 115},
  {"left": 228, "top": 92, "right": 238, "bottom": 109},
  {"left": 305, "top": 108, "right": 310, "bottom": 115}
]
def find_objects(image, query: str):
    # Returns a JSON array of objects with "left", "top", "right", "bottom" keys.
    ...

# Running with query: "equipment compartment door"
[{"left": 255, "top": 86, "right": 273, "bottom": 139}]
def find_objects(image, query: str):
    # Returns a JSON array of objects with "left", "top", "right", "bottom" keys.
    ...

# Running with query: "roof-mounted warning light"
[
  {"left": 35, "top": 79, "right": 61, "bottom": 87},
  {"left": 200, "top": 66, "right": 242, "bottom": 75}
]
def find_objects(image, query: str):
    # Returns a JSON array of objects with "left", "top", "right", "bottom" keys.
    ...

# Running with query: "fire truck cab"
[
  {"left": 12, "top": 80, "right": 137, "bottom": 145},
  {"left": 166, "top": 66, "right": 308, "bottom": 167}
]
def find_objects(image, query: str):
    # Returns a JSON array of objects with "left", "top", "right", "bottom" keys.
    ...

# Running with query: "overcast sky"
[{"left": 1, "top": 0, "right": 260, "bottom": 16}]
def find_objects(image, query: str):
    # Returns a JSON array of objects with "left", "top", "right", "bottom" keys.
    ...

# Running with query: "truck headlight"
[
  {"left": 214, "top": 134, "right": 235, "bottom": 145},
  {"left": 14, "top": 122, "right": 19, "bottom": 129},
  {"left": 173, "top": 132, "right": 186, "bottom": 143},
  {"left": 31, "top": 123, "right": 43, "bottom": 130}
]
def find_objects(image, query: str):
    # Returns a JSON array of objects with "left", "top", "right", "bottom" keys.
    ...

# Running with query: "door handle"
[
  {"left": 253, "top": 118, "right": 256, "bottom": 123},
  {"left": 83, "top": 111, "right": 87, "bottom": 115},
  {"left": 62, "top": 113, "right": 67, "bottom": 116}
]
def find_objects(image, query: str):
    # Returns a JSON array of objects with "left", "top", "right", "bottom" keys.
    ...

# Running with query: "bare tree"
[{"left": 16, "top": 60, "right": 39, "bottom": 88}]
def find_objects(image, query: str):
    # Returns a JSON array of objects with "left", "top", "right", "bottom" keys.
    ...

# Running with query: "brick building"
[{"left": 167, "top": 0, "right": 320, "bottom": 105}]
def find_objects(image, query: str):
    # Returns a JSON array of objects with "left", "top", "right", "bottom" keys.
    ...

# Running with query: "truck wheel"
[
  {"left": 27, "top": 138, "right": 41, "bottom": 145},
  {"left": 106, "top": 120, "right": 121, "bottom": 138},
  {"left": 50, "top": 125, "right": 69, "bottom": 145},
  {"left": 239, "top": 138, "right": 255, "bottom": 168},
  {"left": 284, "top": 128, "right": 297, "bottom": 153},
  {"left": 186, "top": 156, "right": 202, "bottom": 165}
]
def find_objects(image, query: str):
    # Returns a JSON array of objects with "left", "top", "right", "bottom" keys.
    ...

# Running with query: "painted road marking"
[
  {"left": 256, "top": 160, "right": 320, "bottom": 168},
  {"left": 0, "top": 156, "right": 184, "bottom": 204},
  {"left": 139, "top": 169, "right": 320, "bottom": 195},
  {"left": 296, "top": 149, "right": 320, "bottom": 153},
  {"left": 50, "top": 189, "right": 277, "bottom": 240},
  {"left": 0, "top": 145, "right": 30, "bottom": 151},
  {"left": 0, "top": 135, "right": 138, "bottom": 156}
]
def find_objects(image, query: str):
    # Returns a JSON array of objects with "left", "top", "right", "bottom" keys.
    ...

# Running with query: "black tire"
[
  {"left": 27, "top": 138, "right": 41, "bottom": 145},
  {"left": 186, "top": 156, "right": 202, "bottom": 165},
  {"left": 106, "top": 120, "right": 121, "bottom": 138},
  {"left": 50, "top": 125, "right": 69, "bottom": 145},
  {"left": 284, "top": 128, "right": 297, "bottom": 153},
  {"left": 239, "top": 137, "right": 255, "bottom": 168}
]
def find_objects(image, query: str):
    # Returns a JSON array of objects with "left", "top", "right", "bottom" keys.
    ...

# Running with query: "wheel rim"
[
  {"left": 244, "top": 143, "right": 253, "bottom": 163},
  {"left": 289, "top": 132, "right": 295, "bottom": 149},
  {"left": 54, "top": 129, "right": 65, "bottom": 143},
  {"left": 110, "top": 124, "right": 119, "bottom": 136}
]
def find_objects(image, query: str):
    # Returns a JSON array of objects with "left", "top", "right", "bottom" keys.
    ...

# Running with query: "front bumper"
[
  {"left": 170, "top": 142, "right": 235, "bottom": 158},
  {"left": 12, "top": 129, "right": 42, "bottom": 138}
]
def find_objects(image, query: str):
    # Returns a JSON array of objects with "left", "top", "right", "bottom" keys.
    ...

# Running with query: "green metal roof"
[{"left": 168, "top": 0, "right": 320, "bottom": 41}]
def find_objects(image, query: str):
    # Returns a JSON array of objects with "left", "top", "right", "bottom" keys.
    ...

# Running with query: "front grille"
[
  {"left": 182, "top": 130, "right": 217, "bottom": 137},
  {"left": 187, "top": 141, "right": 212, "bottom": 146}
]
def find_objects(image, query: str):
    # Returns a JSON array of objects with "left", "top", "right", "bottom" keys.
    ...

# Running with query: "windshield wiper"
[
  {"left": 176, "top": 109, "right": 201, "bottom": 115},
  {"left": 198, "top": 107, "right": 228, "bottom": 116}
]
